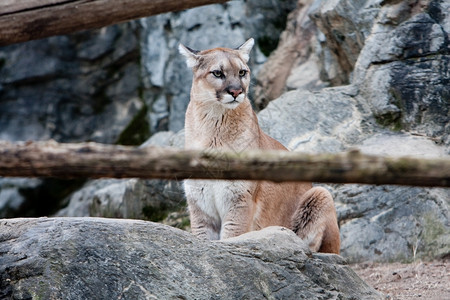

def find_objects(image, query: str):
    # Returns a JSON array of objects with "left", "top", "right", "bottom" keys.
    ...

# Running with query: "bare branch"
[
  {"left": 0, "top": 0, "right": 230, "bottom": 46},
  {"left": 0, "top": 141, "right": 448, "bottom": 187}
]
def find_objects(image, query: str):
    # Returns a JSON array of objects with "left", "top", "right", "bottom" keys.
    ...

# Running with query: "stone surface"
[
  {"left": 0, "top": 178, "right": 41, "bottom": 218},
  {"left": 255, "top": 0, "right": 449, "bottom": 147},
  {"left": 256, "top": 77, "right": 449, "bottom": 263},
  {"left": 258, "top": 87, "right": 368, "bottom": 153},
  {"left": 334, "top": 185, "right": 450, "bottom": 262},
  {"left": 253, "top": 0, "right": 450, "bottom": 262},
  {"left": 355, "top": 3, "right": 450, "bottom": 143},
  {"left": 0, "top": 218, "right": 382, "bottom": 299},
  {"left": 254, "top": 0, "right": 382, "bottom": 107},
  {"left": 253, "top": 0, "right": 326, "bottom": 109},
  {"left": 0, "top": 24, "right": 143, "bottom": 144},
  {"left": 57, "top": 131, "right": 186, "bottom": 221},
  {"left": 310, "top": 0, "right": 381, "bottom": 85}
]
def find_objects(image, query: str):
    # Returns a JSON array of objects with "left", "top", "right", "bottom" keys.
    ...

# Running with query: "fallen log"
[
  {"left": 0, "top": 141, "right": 448, "bottom": 187},
  {"left": 0, "top": 0, "right": 230, "bottom": 46}
]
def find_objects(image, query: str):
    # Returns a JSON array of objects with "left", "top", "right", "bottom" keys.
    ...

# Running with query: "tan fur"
[{"left": 180, "top": 39, "right": 340, "bottom": 254}]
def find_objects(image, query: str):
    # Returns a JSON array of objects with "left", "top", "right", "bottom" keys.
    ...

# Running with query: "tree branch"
[
  {"left": 0, "top": 0, "right": 230, "bottom": 46},
  {"left": 0, "top": 141, "right": 448, "bottom": 187}
]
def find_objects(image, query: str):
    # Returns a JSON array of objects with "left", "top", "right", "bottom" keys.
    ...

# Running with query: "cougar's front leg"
[
  {"left": 188, "top": 199, "right": 220, "bottom": 240},
  {"left": 220, "top": 193, "right": 253, "bottom": 239},
  {"left": 184, "top": 180, "right": 220, "bottom": 240},
  {"left": 291, "top": 187, "right": 340, "bottom": 254}
]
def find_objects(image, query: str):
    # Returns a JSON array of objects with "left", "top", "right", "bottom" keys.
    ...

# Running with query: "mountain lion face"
[{"left": 179, "top": 39, "right": 254, "bottom": 109}]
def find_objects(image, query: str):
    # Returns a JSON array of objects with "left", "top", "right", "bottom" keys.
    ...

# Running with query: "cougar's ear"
[
  {"left": 178, "top": 44, "right": 200, "bottom": 69},
  {"left": 236, "top": 38, "right": 254, "bottom": 63}
]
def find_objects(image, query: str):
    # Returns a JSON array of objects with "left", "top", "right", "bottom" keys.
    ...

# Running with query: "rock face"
[
  {"left": 0, "top": 24, "right": 144, "bottom": 144},
  {"left": 257, "top": 87, "right": 449, "bottom": 263},
  {"left": 255, "top": 0, "right": 450, "bottom": 263},
  {"left": 354, "top": 1, "right": 450, "bottom": 143},
  {"left": 257, "top": 0, "right": 449, "bottom": 144},
  {"left": 0, "top": 218, "right": 382, "bottom": 299}
]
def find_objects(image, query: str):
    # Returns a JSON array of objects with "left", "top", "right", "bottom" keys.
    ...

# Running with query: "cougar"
[{"left": 179, "top": 38, "right": 340, "bottom": 253}]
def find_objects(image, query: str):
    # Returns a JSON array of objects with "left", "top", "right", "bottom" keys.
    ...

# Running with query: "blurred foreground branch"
[
  {"left": 0, "top": 0, "right": 230, "bottom": 46},
  {"left": 0, "top": 141, "right": 448, "bottom": 187}
]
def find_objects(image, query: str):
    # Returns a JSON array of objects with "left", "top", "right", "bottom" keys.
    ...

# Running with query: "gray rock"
[
  {"left": 253, "top": 0, "right": 328, "bottom": 109},
  {"left": 252, "top": 0, "right": 450, "bottom": 262},
  {"left": 0, "top": 218, "right": 382, "bottom": 299},
  {"left": 56, "top": 179, "right": 118, "bottom": 217},
  {"left": 57, "top": 130, "right": 186, "bottom": 219},
  {"left": 56, "top": 178, "right": 185, "bottom": 221},
  {"left": 256, "top": 75, "right": 449, "bottom": 263},
  {"left": 332, "top": 184, "right": 450, "bottom": 262},
  {"left": 258, "top": 87, "right": 368, "bottom": 153},
  {"left": 0, "top": 23, "right": 144, "bottom": 144},
  {"left": 0, "top": 178, "right": 85, "bottom": 218},
  {"left": 310, "top": 0, "right": 382, "bottom": 85},
  {"left": 253, "top": 0, "right": 382, "bottom": 107},
  {"left": 354, "top": 2, "right": 450, "bottom": 142},
  {"left": 0, "top": 178, "right": 41, "bottom": 218},
  {"left": 257, "top": 0, "right": 449, "bottom": 147},
  {"left": 358, "top": 133, "right": 447, "bottom": 158}
]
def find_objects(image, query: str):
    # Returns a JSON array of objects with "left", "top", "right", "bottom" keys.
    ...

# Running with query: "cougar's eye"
[
  {"left": 239, "top": 69, "right": 247, "bottom": 77},
  {"left": 211, "top": 70, "right": 224, "bottom": 78}
]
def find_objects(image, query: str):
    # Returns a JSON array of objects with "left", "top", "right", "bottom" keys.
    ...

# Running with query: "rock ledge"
[{"left": 0, "top": 217, "right": 381, "bottom": 299}]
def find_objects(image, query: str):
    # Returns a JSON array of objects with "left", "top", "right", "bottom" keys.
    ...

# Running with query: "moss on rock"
[{"left": 116, "top": 103, "right": 151, "bottom": 146}]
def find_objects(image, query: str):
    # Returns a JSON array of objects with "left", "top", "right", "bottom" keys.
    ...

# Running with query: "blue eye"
[{"left": 212, "top": 70, "right": 224, "bottom": 78}]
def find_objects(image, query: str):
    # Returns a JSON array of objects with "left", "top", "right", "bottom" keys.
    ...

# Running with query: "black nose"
[{"left": 226, "top": 87, "right": 243, "bottom": 98}]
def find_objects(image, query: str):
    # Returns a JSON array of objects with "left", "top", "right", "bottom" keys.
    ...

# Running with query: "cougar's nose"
[{"left": 226, "top": 87, "right": 243, "bottom": 99}]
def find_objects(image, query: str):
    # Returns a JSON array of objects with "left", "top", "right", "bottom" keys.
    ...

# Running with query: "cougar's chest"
[{"left": 184, "top": 179, "right": 250, "bottom": 221}]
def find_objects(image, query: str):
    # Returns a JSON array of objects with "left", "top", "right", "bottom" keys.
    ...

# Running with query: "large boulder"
[
  {"left": 258, "top": 87, "right": 367, "bottom": 154},
  {"left": 0, "top": 218, "right": 382, "bottom": 299}
]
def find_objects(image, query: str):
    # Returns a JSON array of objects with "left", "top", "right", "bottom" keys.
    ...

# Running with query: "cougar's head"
[{"left": 179, "top": 38, "right": 254, "bottom": 109}]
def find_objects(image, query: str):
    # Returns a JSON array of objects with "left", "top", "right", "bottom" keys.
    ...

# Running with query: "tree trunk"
[
  {"left": 0, "top": 141, "right": 448, "bottom": 187},
  {"left": 0, "top": 0, "right": 230, "bottom": 46}
]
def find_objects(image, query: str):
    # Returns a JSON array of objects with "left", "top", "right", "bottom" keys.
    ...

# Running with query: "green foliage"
[
  {"left": 175, "top": 217, "right": 191, "bottom": 230},
  {"left": 116, "top": 103, "right": 151, "bottom": 146},
  {"left": 142, "top": 202, "right": 169, "bottom": 222},
  {"left": 375, "top": 111, "right": 403, "bottom": 131}
]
